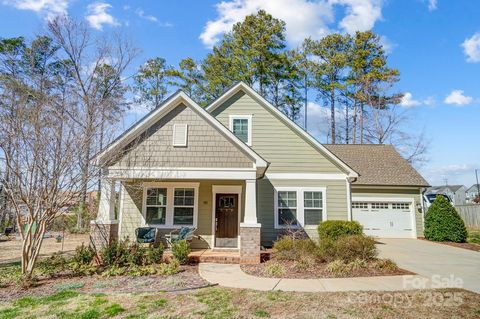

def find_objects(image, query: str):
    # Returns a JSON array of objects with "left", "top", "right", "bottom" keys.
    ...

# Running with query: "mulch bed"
[
  {"left": 241, "top": 259, "right": 414, "bottom": 279},
  {"left": 0, "top": 265, "right": 210, "bottom": 302}
]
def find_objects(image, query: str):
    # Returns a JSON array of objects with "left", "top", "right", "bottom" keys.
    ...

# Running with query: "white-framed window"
[
  {"left": 274, "top": 187, "right": 327, "bottom": 229},
  {"left": 145, "top": 188, "right": 167, "bottom": 225},
  {"left": 229, "top": 115, "right": 252, "bottom": 146},
  {"left": 392, "top": 203, "right": 410, "bottom": 210},
  {"left": 173, "top": 188, "right": 195, "bottom": 225},
  {"left": 142, "top": 183, "right": 198, "bottom": 228},
  {"left": 172, "top": 123, "right": 188, "bottom": 147},
  {"left": 371, "top": 202, "right": 389, "bottom": 210},
  {"left": 352, "top": 202, "right": 369, "bottom": 209}
]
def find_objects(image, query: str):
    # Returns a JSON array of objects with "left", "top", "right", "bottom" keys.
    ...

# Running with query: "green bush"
[
  {"left": 319, "top": 234, "right": 377, "bottom": 262},
  {"left": 126, "top": 244, "right": 147, "bottom": 266},
  {"left": 100, "top": 240, "right": 130, "bottom": 267},
  {"left": 145, "top": 243, "right": 165, "bottom": 264},
  {"left": 263, "top": 262, "right": 285, "bottom": 277},
  {"left": 273, "top": 237, "right": 318, "bottom": 261},
  {"left": 37, "top": 253, "right": 69, "bottom": 277},
  {"left": 171, "top": 240, "right": 190, "bottom": 265},
  {"left": 72, "top": 244, "right": 96, "bottom": 265},
  {"left": 318, "top": 220, "right": 363, "bottom": 241},
  {"left": 158, "top": 259, "right": 180, "bottom": 275},
  {"left": 424, "top": 196, "right": 468, "bottom": 242}
]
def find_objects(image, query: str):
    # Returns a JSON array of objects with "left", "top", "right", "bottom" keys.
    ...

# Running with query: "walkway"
[{"left": 198, "top": 263, "right": 432, "bottom": 292}]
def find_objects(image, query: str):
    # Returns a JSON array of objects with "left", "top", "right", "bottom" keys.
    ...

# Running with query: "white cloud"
[
  {"left": 423, "top": 163, "right": 479, "bottom": 186},
  {"left": 379, "top": 35, "right": 396, "bottom": 54},
  {"left": 332, "top": 0, "right": 383, "bottom": 34},
  {"left": 462, "top": 32, "right": 480, "bottom": 63},
  {"left": 427, "top": 0, "right": 437, "bottom": 11},
  {"left": 200, "top": 0, "right": 384, "bottom": 48},
  {"left": 135, "top": 8, "right": 157, "bottom": 22},
  {"left": 85, "top": 2, "right": 119, "bottom": 30},
  {"left": 2, "top": 0, "right": 69, "bottom": 18},
  {"left": 400, "top": 92, "right": 435, "bottom": 108},
  {"left": 444, "top": 90, "right": 473, "bottom": 106}
]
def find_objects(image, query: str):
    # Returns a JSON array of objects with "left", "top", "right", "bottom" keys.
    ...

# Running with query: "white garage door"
[{"left": 352, "top": 199, "right": 415, "bottom": 238}]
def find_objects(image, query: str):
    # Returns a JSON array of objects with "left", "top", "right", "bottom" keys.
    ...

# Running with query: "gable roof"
[
  {"left": 205, "top": 82, "right": 358, "bottom": 178},
  {"left": 324, "top": 144, "right": 429, "bottom": 187},
  {"left": 467, "top": 184, "right": 480, "bottom": 192},
  {"left": 95, "top": 90, "right": 268, "bottom": 169},
  {"left": 428, "top": 185, "right": 465, "bottom": 193}
]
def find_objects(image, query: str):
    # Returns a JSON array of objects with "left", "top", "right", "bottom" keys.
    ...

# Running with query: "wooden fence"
[{"left": 455, "top": 204, "right": 480, "bottom": 227}]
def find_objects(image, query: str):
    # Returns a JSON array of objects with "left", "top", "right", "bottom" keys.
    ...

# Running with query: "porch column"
[
  {"left": 240, "top": 179, "right": 261, "bottom": 264},
  {"left": 90, "top": 178, "right": 119, "bottom": 248}
]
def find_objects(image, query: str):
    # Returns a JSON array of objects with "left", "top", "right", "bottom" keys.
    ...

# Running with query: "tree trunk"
[
  {"left": 331, "top": 88, "right": 336, "bottom": 144},
  {"left": 345, "top": 102, "right": 349, "bottom": 144},
  {"left": 352, "top": 99, "right": 357, "bottom": 144},
  {"left": 359, "top": 103, "right": 364, "bottom": 144}
]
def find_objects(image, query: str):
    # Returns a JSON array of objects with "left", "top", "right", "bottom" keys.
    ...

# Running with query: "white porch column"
[
  {"left": 241, "top": 179, "right": 260, "bottom": 226},
  {"left": 97, "top": 178, "right": 117, "bottom": 223}
]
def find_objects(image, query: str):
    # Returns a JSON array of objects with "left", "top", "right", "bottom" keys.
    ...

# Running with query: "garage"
[{"left": 352, "top": 198, "right": 416, "bottom": 238}]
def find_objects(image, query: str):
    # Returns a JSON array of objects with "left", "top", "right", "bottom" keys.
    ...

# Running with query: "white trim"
[
  {"left": 211, "top": 185, "right": 243, "bottom": 248},
  {"left": 206, "top": 82, "right": 358, "bottom": 178},
  {"left": 351, "top": 196, "right": 417, "bottom": 238},
  {"left": 229, "top": 115, "right": 252, "bottom": 146},
  {"left": 265, "top": 173, "right": 347, "bottom": 180},
  {"left": 273, "top": 186, "right": 327, "bottom": 230},
  {"left": 172, "top": 123, "right": 188, "bottom": 147},
  {"left": 117, "top": 183, "right": 125, "bottom": 237},
  {"left": 141, "top": 182, "right": 199, "bottom": 229},
  {"left": 95, "top": 90, "right": 267, "bottom": 169},
  {"left": 106, "top": 168, "right": 257, "bottom": 180},
  {"left": 346, "top": 179, "right": 352, "bottom": 221},
  {"left": 111, "top": 166, "right": 255, "bottom": 171}
]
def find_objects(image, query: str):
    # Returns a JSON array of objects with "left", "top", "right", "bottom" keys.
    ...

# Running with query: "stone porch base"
[{"left": 239, "top": 225, "right": 261, "bottom": 264}]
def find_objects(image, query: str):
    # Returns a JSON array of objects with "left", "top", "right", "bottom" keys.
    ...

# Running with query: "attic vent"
[{"left": 172, "top": 124, "right": 188, "bottom": 147}]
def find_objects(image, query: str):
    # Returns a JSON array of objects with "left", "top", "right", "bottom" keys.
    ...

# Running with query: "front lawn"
[{"left": 0, "top": 287, "right": 479, "bottom": 319}]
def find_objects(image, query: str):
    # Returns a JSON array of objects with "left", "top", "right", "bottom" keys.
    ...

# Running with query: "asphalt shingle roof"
[{"left": 324, "top": 144, "right": 430, "bottom": 187}]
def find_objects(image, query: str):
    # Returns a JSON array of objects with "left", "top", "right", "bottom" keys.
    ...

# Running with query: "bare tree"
[{"left": 47, "top": 16, "right": 138, "bottom": 229}]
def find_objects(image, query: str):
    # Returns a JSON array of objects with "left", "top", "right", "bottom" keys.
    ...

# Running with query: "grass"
[
  {"left": 467, "top": 229, "right": 480, "bottom": 244},
  {"left": 0, "top": 287, "right": 479, "bottom": 318}
]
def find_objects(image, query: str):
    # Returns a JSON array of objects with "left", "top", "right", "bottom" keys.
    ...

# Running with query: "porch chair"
[
  {"left": 135, "top": 227, "right": 158, "bottom": 244},
  {"left": 165, "top": 226, "right": 197, "bottom": 247}
]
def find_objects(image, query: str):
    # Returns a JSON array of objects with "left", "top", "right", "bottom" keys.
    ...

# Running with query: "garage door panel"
[{"left": 352, "top": 200, "right": 414, "bottom": 238}]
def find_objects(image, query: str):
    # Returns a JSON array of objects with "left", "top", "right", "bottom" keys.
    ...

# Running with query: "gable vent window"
[{"left": 172, "top": 124, "right": 188, "bottom": 147}]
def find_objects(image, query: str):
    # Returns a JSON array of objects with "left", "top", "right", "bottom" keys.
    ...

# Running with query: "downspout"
[
  {"left": 420, "top": 187, "right": 427, "bottom": 236},
  {"left": 346, "top": 176, "right": 357, "bottom": 221}
]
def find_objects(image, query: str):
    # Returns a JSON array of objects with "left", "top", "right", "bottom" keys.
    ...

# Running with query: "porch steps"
[{"left": 189, "top": 249, "right": 240, "bottom": 264}]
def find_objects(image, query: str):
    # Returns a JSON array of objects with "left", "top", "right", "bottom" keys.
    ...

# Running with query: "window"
[
  {"left": 172, "top": 124, "right": 188, "bottom": 147},
  {"left": 173, "top": 188, "right": 195, "bottom": 225},
  {"left": 352, "top": 202, "right": 368, "bottom": 209},
  {"left": 278, "top": 191, "right": 298, "bottom": 226},
  {"left": 145, "top": 188, "right": 167, "bottom": 224},
  {"left": 392, "top": 203, "right": 410, "bottom": 210},
  {"left": 143, "top": 183, "right": 198, "bottom": 228},
  {"left": 274, "top": 187, "right": 326, "bottom": 229},
  {"left": 304, "top": 191, "right": 323, "bottom": 226},
  {"left": 371, "top": 202, "right": 389, "bottom": 210},
  {"left": 229, "top": 115, "right": 252, "bottom": 145}
]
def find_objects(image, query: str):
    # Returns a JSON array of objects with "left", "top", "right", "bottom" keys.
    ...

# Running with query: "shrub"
[
  {"left": 263, "top": 262, "right": 285, "bottom": 277},
  {"left": 424, "top": 196, "right": 468, "bottom": 242},
  {"left": 72, "top": 244, "right": 96, "bottom": 265},
  {"left": 126, "top": 243, "right": 147, "bottom": 266},
  {"left": 325, "top": 259, "right": 347, "bottom": 275},
  {"left": 37, "top": 253, "right": 69, "bottom": 277},
  {"left": 100, "top": 240, "right": 130, "bottom": 267},
  {"left": 318, "top": 234, "right": 377, "bottom": 262},
  {"left": 146, "top": 243, "right": 165, "bottom": 264},
  {"left": 318, "top": 220, "right": 363, "bottom": 241},
  {"left": 273, "top": 237, "right": 318, "bottom": 261},
  {"left": 127, "top": 265, "right": 157, "bottom": 276},
  {"left": 158, "top": 259, "right": 180, "bottom": 275},
  {"left": 171, "top": 240, "right": 190, "bottom": 265},
  {"left": 373, "top": 259, "right": 399, "bottom": 272}
]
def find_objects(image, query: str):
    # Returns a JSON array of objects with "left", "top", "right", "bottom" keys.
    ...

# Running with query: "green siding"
[
  {"left": 119, "top": 180, "right": 245, "bottom": 249},
  {"left": 351, "top": 187, "right": 424, "bottom": 237},
  {"left": 211, "top": 91, "right": 346, "bottom": 174},
  {"left": 258, "top": 178, "right": 348, "bottom": 246}
]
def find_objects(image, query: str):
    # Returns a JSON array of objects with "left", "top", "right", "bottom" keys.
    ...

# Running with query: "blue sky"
[{"left": 1, "top": 0, "right": 479, "bottom": 187}]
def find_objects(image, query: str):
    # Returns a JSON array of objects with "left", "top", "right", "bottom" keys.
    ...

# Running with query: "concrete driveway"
[{"left": 377, "top": 238, "right": 480, "bottom": 293}]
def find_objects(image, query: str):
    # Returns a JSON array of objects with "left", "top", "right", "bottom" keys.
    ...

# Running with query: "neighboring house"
[
  {"left": 426, "top": 185, "right": 467, "bottom": 206},
  {"left": 466, "top": 184, "right": 480, "bottom": 203},
  {"left": 92, "top": 82, "right": 429, "bottom": 264}
]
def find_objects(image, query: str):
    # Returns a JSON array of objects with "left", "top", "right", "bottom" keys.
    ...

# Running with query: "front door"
[{"left": 215, "top": 194, "right": 239, "bottom": 247}]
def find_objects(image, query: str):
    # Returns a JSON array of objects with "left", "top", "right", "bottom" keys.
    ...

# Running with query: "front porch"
[{"left": 92, "top": 175, "right": 262, "bottom": 264}]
